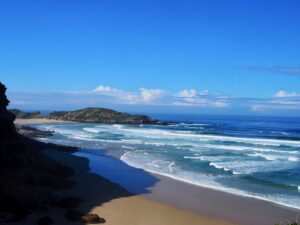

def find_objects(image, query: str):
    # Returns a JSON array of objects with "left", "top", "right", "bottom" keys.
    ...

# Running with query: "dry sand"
[
  {"left": 94, "top": 196, "right": 237, "bottom": 225},
  {"left": 14, "top": 118, "right": 68, "bottom": 125}
]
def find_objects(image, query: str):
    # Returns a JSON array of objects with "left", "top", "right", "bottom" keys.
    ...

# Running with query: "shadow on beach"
[
  {"left": 73, "top": 149, "right": 159, "bottom": 194},
  {"left": 23, "top": 148, "right": 160, "bottom": 224}
]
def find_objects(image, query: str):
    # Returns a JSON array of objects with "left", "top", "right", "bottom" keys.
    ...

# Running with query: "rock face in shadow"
[
  {"left": 0, "top": 82, "right": 157, "bottom": 224},
  {"left": 15, "top": 125, "right": 54, "bottom": 138},
  {"left": 0, "top": 83, "right": 17, "bottom": 142},
  {"left": 0, "top": 82, "right": 75, "bottom": 222}
]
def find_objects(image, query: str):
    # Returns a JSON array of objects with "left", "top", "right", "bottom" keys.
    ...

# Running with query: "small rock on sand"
[{"left": 82, "top": 214, "right": 105, "bottom": 224}]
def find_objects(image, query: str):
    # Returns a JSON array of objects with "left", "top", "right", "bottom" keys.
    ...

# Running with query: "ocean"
[{"left": 34, "top": 114, "right": 300, "bottom": 209}]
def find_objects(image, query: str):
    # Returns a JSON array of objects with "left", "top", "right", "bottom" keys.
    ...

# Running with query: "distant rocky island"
[{"left": 10, "top": 107, "right": 167, "bottom": 125}]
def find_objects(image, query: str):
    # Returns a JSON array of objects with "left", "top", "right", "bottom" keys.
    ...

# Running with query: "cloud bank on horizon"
[
  {"left": 6, "top": 85, "right": 300, "bottom": 116},
  {"left": 92, "top": 85, "right": 227, "bottom": 107}
]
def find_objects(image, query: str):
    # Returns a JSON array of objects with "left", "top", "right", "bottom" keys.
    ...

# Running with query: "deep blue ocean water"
[{"left": 34, "top": 114, "right": 300, "bottom": 209}]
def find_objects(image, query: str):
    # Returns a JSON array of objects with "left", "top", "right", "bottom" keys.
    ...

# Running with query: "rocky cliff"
[
  {"left": 0, "top": 84, "right": 17, "bottom": 142},
  {"left": 0, "top": 83, "right": 76, "bottom": 223}
]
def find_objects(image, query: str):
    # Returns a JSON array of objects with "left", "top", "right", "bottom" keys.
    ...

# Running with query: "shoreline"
[
  {"left": 90, "top": 147, "right": 300, "bottom": 212},
  {"left": 15, "top": 119, "right": 300, "bottom": 225},
  {"left": 76, "top": 149, "right": 300, "bottom": 225},
  {"left": 126, "top": 158, "right": 300, "bottom": 211}
]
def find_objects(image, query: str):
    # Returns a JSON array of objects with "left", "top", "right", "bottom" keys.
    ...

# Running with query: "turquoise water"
[{"left": 35, "top": 115, "right": 300, "bottom": 209}]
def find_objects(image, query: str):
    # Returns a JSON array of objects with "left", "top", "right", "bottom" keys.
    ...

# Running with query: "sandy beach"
[
  {"left": 14, "top": 118, "right": 70, "bottom": 125},
  {"left": 13, "top": 118, "right": 239, "bottom": 224},
  {"left": 16, "top": 149, "right": 238, "bottom": 225}
]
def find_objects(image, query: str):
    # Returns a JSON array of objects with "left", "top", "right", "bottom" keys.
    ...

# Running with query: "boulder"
[
  {"left": 16, "top": 125, "right": 54, "bottom": 138},
  {"left": 82, "top": 214, "right": 106, "bottom": 224}
]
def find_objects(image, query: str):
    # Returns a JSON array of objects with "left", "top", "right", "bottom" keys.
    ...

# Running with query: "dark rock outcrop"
[
  {"left": 15, "top": 125, "right": 54, "bottom": 138},
  {"left": 0, "top": 82, "right": 76, "bottom": 222},
  {"left": 0, "top": 83, "right": 17, "bottom": 142},
  {"left": 82, "top": 214, "right": 105, "bottom": 224},
  {"left": 65, "top": 209, "right": 105, "bottom": 224}
]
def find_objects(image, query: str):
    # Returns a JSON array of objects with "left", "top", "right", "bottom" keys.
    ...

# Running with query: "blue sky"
[{"left": 1, "top": 0, "right": 300, "bottom": 116}]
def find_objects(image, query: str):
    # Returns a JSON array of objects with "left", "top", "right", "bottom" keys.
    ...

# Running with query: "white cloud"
[
  {"left": 140, "top": 88, "right": 165, "bottom": 103},
  {"left": 176, "top": 89, "right": 227, "bottom": 108},
  {"left": 92, "top": 85, "right": 228, "bottom": 107},
  {"left": 212, "top": 101, "right": 228, "bottom": 107},
  {"left": 178, "top": 89, "right": 197, "bottom": 98},
  {"left": 250, "top": 90, "right": 300, "bottom": 112},
  {"left": 94, "top": 85, "right": 120, "bottom": 93},
  {"left": 8, "top": 85, "right": 232, "bottom": 109},
  {"left": 198, "top": 90, "right": 209, "bottom": 95},
  {"left": 173, "top": 99, "right": 227, "bottom": 108},
  {"left": 178, "top": 89, "right": 209, "bottom": 98},
  {"left": 93, "top": 85, "right": 166, "bottom": 104},
  {"left": 119, "top": 93, "right": 139, "bottom": 104},
  {"left": 93, "top": 85, "right": 139, "bottom": 104},
  {"left": 274, "top": 90, "right": 299, "bottom": 98},
  {"left": 9, "top": 99, "right": 34, "bottom": 105}
]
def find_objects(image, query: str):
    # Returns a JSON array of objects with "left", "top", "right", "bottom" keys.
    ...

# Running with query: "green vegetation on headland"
[
  {"left": 9, "top": 109, "right": 43, "bottom": 119},
  {"left": 47, "top": 108, "right": 166, "bottom": 124},
  {"left": 10, "top": 107, "right": 168, "bottom": 125}
]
